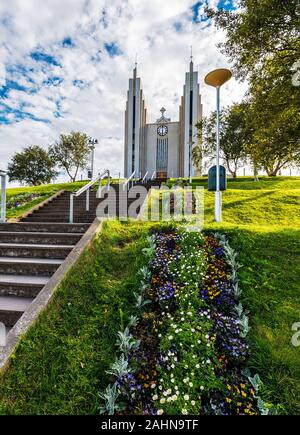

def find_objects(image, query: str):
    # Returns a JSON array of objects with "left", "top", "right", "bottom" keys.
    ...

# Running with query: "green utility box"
[{"left": 208, "top": 165, "right": 227, "bottom": 191}]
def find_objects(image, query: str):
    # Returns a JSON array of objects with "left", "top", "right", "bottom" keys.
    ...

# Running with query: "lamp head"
[{"left": 204, "top": 68, "right": 232, "bottom": 87}]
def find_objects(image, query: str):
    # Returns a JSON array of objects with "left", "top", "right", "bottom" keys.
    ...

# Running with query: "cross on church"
[{"left": 160, "top": 107, "right": 166, "bottom": 116}]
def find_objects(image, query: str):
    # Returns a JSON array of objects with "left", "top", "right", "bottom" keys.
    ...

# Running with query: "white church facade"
[{"left": 124, "top": 59, "right": 203, "bottom": 179}]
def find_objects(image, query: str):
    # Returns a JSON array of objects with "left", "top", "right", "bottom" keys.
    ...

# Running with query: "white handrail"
[
  {"left": 69, "top": 169, "right": 110, "bottom": 223},
  {"left": 142, "top": 171, "right": 149, "bottom": 183},
  {"left": 123, "top": 170, "right": 135, "bottom": 191},
  {"left": 151, "top": 171, "right": 156, "bottom": 180},
  {"left": 0, "top": 170, "right": 7, "bottom": 223}
]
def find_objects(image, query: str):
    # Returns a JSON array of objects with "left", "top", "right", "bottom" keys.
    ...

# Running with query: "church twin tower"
[{"left": 124, "top": 59, "right": 203, "bottom": 179}]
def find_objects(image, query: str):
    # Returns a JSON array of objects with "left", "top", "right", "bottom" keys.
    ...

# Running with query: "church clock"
[{"left": 157, "top": 125, "right": 168, "bottom": 136}]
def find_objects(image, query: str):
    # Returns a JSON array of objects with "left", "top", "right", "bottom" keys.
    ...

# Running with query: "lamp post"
[
  {"left": 188, "top": 139, "right": 195, "bottom": 185},
  {"left": 204, "top": 68, "right": 232, "bottom": 222},
  {"left": 88, "top": 138, "right": 98, "bottom": 179}
]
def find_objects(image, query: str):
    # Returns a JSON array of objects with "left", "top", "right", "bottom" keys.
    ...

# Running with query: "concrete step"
[
  {"left": 0, "top": 223, "right": 90, "bottom": 234},
  {"left": 0, "top": 243, "right": 74, "bottom": 259},
  {"left": 28, "top": 211, "right": 99, "bottom": 217},
  {"left": 24, "top": 220, "right": 96, "bottom": 224},
  {"left": 0, "top": 257, "right": 63, "bottom": 276},
  {"left": 22, "top": 217, "right": 96, "bottom": 223},
  {"left": 0, "top": 231, "right": 83, "bottom": 245},
  {"left": 0, "top": 295, "right": 33, "bottom": 327},
  {"left": 0, "top": 274, "right": 47, "bottom": 297}
]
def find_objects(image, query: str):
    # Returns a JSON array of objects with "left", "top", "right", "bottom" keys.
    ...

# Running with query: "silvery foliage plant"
[
  {"left": 116, "top": 327, "right": 140, "bottom": 357},
  {"left": 106, "top": 354, "right": 130, "bottom": 378},
  {"left": 99, "top": 384, "right": 120, "bottom": 415},
  {"left": 213, "top": 232, "right": 249, "bottom": 336}
]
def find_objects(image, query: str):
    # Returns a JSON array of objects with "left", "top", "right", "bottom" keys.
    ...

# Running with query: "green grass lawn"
[{"left": 0, "top": 176, "right": 299, "bottom": 414}]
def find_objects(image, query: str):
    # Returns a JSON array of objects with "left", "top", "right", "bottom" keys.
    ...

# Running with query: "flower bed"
[
  {"left": 100, "top": 229, "right": 269, "bottom": 415},
  {"left": 7, "top": 192, "right": 43, "bottom": 209}
]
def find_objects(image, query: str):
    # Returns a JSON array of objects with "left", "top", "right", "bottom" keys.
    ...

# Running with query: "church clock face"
[{"left": 157, "top": 124, "right": 168, "bottom": 136}]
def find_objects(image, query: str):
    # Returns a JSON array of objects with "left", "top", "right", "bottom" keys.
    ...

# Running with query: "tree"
[
  {"left": 206, "top": 1, "right": 299, "bottom": 82},
  {"left": 49, "top": 131, "right": 91, "bottom": 182},
  {"left": 7, "top": 146, "right": 57, "bottom": 186},
  {"left": 246, "top": 79, "right": 300, "bottom": 176},
  {"left": 198, "top": 103, "right": 251, "bottom": 177},
  {"left": 206, "top": 0, "right": 300, "bottom": 175}
]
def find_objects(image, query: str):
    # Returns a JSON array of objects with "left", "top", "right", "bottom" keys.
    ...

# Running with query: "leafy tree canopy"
[
  {"left": 198, "top": 102, "right": 251, "bottom": 177},
  {"left": 49, "top": 131, "right": 91, "bottom": 182},
  {"left": 7, "top": 145, "right": 57, "bottom": 186},
  {"left": 206, "top": 0, "right": 300, "bottom": 176}
]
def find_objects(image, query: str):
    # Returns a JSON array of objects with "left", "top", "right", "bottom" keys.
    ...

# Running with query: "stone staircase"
[
  {"left": 0, "top": 222, "right": 89, "bottom": 330},
  {"left": 0, "top": 182, "right": 155, "bottom": 336}
]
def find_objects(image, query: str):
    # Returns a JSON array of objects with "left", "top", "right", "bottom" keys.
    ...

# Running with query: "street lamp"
[
  {"left": 188, "top": 139, "right": 195, "bottom": 184},
  {"left": 204, "top": 68, "right": 232, "bottom": 222},
  {"left": 88, "top": 138, "right": 98, "bottom": 179}
]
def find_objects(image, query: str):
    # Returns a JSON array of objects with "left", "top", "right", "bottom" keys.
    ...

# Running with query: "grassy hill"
[{"left": 0, "top": 176, "right": 299, "bottom": 414}]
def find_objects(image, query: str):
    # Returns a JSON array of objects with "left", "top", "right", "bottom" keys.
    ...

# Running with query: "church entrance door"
[{"left": 157, "top": 171, "right": 167, "bottom": 179}]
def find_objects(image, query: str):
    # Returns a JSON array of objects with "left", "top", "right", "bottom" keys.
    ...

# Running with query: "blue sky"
[{"left": 0, "top": 0, "right": 242, "bottom": 180}]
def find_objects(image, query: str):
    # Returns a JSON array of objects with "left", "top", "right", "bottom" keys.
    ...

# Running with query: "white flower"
[
  {"left": 200, "top": 386, "right": 204, "bottom": 391},
  {"left": 152, "top": 394, "right": 158, "bottom": 401},
  {"left": 168, "top": 336, "right": 173, "bottom": 340},
  {"left": 160, "top": 398, "right": 166, "bottom": 404},
  {"left": 151, "top": 384, "right": 156, "bottom": 389},
  {"left": 167, "top": 389, "right": 172, "bottom": 395},
  {"left": 189, "top": 382, "right": 193, "bottom": 387},
  {"left": 191, "top": 400, "right": 196, "bottom": 406},
  {"left": 184, "top": 394, "right": 189, "bottom": 401},
  {"left": 196, "top": 364, "right": 200, "bottom": 369},
  {"left": 175, "top": 386, "right": 179, "bottom": 390},
  {"left": 171, "top": 395, "right": 178, "bottom": 401},
  {"left": 157, "top": 409, "right": 164, "bottom": 415},
  {"left": 181, "top": 409, "right": 188, "bottom": 415},
  {"left": 191, "top": 328, "right": 195, "bottom": 332}
]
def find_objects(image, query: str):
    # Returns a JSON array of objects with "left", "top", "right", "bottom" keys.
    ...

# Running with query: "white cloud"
[{"left": 0, "top": 0, "right": 247, "bottom": 182}]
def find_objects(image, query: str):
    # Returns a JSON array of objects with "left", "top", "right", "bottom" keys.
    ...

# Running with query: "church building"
[{"left": 124, "top": 58, "right": 203, "bottom": 179}]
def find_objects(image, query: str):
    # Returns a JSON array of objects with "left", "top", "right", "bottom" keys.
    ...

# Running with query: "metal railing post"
[
  {"left": 86, "top": 188, "right": 90, "bottom": 211},
  {"left": 0, "top": 172, "right": 7, "bottom": 223},
  {"left": 107, "top": 170, "right": 110, "bottom": 191},
  {"left": 69, "top": 193, "right": 74, "bottom": 224}
]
